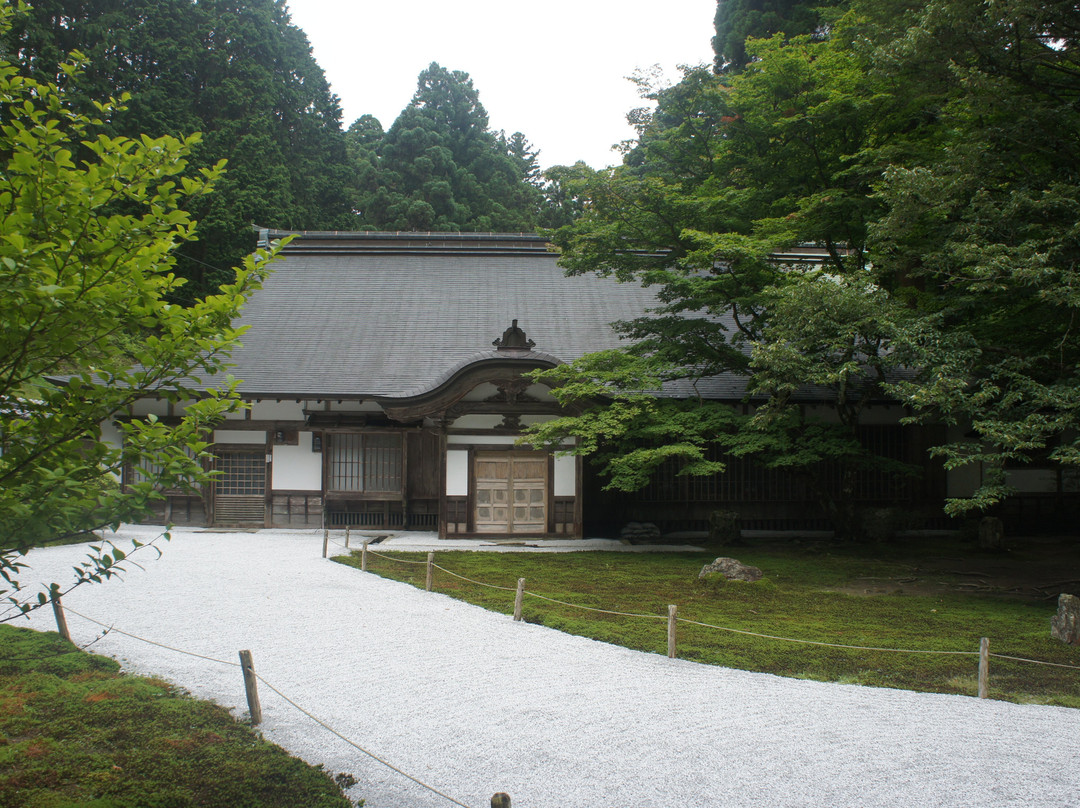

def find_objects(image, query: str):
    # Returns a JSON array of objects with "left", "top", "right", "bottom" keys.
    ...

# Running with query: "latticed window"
[
  {"left": 329, "top": 434, "right": 402, "bottom": 493},
  {"left": 215, "top": 451, "right": 266, "bottom": 495}
]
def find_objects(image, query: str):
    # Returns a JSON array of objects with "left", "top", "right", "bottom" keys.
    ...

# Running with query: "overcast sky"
[{"left": 284, "top": 0, "right": 717, "bottom": 170}]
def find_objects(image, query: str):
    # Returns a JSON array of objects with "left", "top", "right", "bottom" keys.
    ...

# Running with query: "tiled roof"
[{"left": 222, "top": 231, "right": 753, "bottom": 400}]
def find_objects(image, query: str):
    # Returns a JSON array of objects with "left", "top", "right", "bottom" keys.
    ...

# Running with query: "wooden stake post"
[
  {"left": 978, "top": 637, "right": 989, "bottom": 699},
  {"left": 52, "top": 596, "right": 72, "bottom": 644},
  {"left": 667, "top": 605, "right": 678, "bottom": 659},
  {"left": 239, "top": 650, "right": 263, "bottom": 725},
  {"left": 345, "top": 525, "right": 351, "bottom": 549},
  {"left": 513, "top": 578, "right": 525, "bottom": 622},
  {"left": 322, "top": 528, "right": 329, "bottom": 559},
  {"left": 425, "top": 552, "right": 434, "bottom": 591},
  {"left": 361, "top": 541, "right": 369, "bottom": 571}
]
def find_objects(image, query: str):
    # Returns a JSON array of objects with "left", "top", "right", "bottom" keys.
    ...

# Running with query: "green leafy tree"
[
  {"left": 530, "top": 0, "right": 1080, "bottom": 524},
  {"left": 867, "top": 0, "right": 1080, "bottom": 513},
  {"left": 4, "top": 0, "right": 353, "bottom": 300},
  {"left": 0, "top": 10, "right": 277, "bottom": 615}
]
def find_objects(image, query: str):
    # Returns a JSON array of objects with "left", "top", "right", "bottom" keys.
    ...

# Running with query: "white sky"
[{"left": 284, "top": 0, "right": 717, "bottom": 170}]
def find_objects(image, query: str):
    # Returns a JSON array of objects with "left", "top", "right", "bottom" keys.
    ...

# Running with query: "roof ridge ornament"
[{"left": 493, "top": 319, "right": 535, "bottom": 351}]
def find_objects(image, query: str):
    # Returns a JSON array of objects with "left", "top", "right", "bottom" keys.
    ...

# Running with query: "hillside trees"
[
  {"left": 527, "top": 0, "right": 1080, "bottom": 523},
  {"left": 346, "top": 63, "right": 545, "bottom": 232},
  {"left": 4, "top": 0, "right": 353, "bottom": 301},
  {"left": 0, "top": 15, "right": 277, "bottom": 612}
]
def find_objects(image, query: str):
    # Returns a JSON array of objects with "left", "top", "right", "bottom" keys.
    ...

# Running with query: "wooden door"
[
  {"left": 214, "top": 449, "right": 267, "bottom": 525},
  {"left": 474, "top": 451, "right": 547, "bottom": 534}
]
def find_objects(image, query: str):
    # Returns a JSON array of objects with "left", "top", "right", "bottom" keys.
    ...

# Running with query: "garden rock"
[
  {"left": 1051, "top": 593, "right": 1080, "bottom": 645},
  {"left": 699, "top": 557, "right": 763, "bottom": 582},
  {"left": 978, "top": 516, "right": 1005, "bottom": 550},
  {"left": 708, "top": 510, "right": 741, "bottom": 545},
  {"left": 620, "top": 521, "right": 661, "bottom": 544}
]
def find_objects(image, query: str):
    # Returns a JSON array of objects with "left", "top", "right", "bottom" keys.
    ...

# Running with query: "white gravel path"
[{"left": 11, "top": 525, "right": 1080, "bottom": 808}]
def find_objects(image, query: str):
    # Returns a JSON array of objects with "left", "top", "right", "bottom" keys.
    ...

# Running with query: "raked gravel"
[{"left": 10, "top": 525, "right": 1080, "bottom": 808}]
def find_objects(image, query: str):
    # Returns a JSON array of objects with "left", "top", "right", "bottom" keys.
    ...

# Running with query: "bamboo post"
[
  {"left": 491, "top": 794, "right": 511, "bottom": 808},
  {"left": 426, "top": 552, "right": 434, "bottom": 591},
  {"left": 978, "top": 637, "right": 989, "bottom": 699},
  {"left": 322, "top": 527, "right": 329, "bottom": 559},
  {"left": 361, "top": 541, "right": 369, "bottom": 571},
  {"left": 239, "top": 650, "right": 263, "bottom": 725},
  {"left": 513, "top": 578, "right": 525, "bottom": 621},
  {"left": 345, "top": 525, "right": 351, "bottom": 549},
  {"left": 52, "top": 595, "right": 72, "bottom": 644},
  {"left": 667, "top": 605, "right": 677, "bottom": 659}
]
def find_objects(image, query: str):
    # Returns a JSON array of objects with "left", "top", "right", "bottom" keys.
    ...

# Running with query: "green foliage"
[
  {"left": 0, "top": 3, "right": 278, "bottom": 613},
  {"left": 4, "top": 0, "right": 354, "bottom": 301},
  {"left": 347, "top": 62, "right": 545, "bottom": 233},
  {"left": 0, "top": 625, "right": 355, "bottom": 807},
  {"left": 713, "top": 0, "right": 845, "bottom": 71},
  {"left": 339, "top": 543, "right": 1080, "bottom": 707},
  {"left": 533, "top": 0, "right": 1080, "bottom": 519}
]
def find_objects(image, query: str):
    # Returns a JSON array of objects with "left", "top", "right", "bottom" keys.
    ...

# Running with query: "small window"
[{"left": 329, "top": 434, "right": 402, "bottom": 493}]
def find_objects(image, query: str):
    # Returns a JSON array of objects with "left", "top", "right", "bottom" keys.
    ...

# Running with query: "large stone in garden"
[
  {"left": 1051, "top": 593, "right": 1080, "bottom": 646},
  {"left": 699, "top": 557, "right": 763, "bottom": 582},
  {"left": 978, "top": 516, "right": 1005, "bottom": 550},
  {"left": 708, "top": 510, "right": 740, "bottom": 545},
  {"left": 620, "top": 521, "right": 661, "bottom": 544}
]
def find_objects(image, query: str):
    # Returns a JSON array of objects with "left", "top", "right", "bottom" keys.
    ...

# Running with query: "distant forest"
[{"left": 2, "top": 0, "right": 579, "bottom": 300}]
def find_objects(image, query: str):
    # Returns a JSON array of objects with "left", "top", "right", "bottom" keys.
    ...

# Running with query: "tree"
[
  {"left": 4, "top": 0, "right": 352, "bottom": 301},
  {"left": 0, "top": 7, "right": 277, "bottom": 615},
  {"left": 713, "top": 0, "right": 843, "bottom": 72},
  {"left": 347, "top": 63, "right": 544, "bottom": 232},
  {"left": 528, "top": 0, "right": 1080, "bottom": 525},
  {"left": 867, "top": 0, "right": 1080, "bottom": 513}
]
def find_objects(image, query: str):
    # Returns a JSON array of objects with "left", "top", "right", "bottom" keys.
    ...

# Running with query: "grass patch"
[
  {"left": 335, "top": 538, "right": 1080, "bottom": 707},
  {"left": 0, "top": 625, "right": 358, "bottom": 808}
]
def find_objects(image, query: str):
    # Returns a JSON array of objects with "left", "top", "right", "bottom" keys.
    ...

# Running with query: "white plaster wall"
[
  {"left": 100, "top": 420, "right": 124, "bottom": 451},
  {"left": 944, "top": 425, "right": 981, "bottom": 498},
  {"left": 222, "top": 409, "right": 248, "bottom": 420},
  {"left": 131, "top": 399, "right": 168, "bottom": 417},
  {"left": 214, "top": 429, "right": 267, "bottom": 445},
  {"left": 522, "top": 414, "right": 556, "bottom": 426},
  {"left": 446, "top": 450, "right": 469, "bottom": 496},
  {"left": 272, "top": 432, "right": 322, "bottom": 491},
  {"left": 447, "top": 435, "right": 517, "bottom": 445},
  {"left": 554, "top": 454, "right": 576, "bottom": 496},
  {"left": 453, "top": 415, "right": 503, "bottom": 430},
  {"left": 1005, "top": 469, "right": 1058, "bottom": 494},
  {"left": 527, "top": 384, "right": 556, "bottom": 402},
  {"left": 252, "top": 400, "right": 306, "bottom": 420},
  {"left": 854, "top": 405, "right": 908, "bottom": 425},
  {"left": 326, "top": 400, "right": 382, "bottom": 412},
  {"left": 462, "top": 383, "right": 500, "bottom": 402}
]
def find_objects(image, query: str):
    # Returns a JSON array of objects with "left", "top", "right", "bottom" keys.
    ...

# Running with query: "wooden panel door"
[
  {"left": 511, "top": 454, "right": 547, "bottom": 533},
  {"left": 474, "top": 452, "right": 547, "bottom": 534},
  {"left": 475, "top": 453, "right": 511, "bottom": 533}
]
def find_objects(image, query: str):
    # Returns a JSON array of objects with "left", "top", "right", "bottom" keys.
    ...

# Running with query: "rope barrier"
[
  {"left": 54, "top": 606, "right": 476, "bottom": 808},
  {"left": 675, "top": 617, "right": 980, "bottom": 655},
  {"left": 254, "top": 675, "right": 474, "bottom": 808},
  {"left": 524, "top": 591, "right": 668, "bottom": 620},
  {"left": 988, "top": 653, "right": 1080, "bottom": 671},
  {"left": 65, "top": 607, "right": 240, "bottom": 668},
  {"left": 362, "top": 549, "right": 1077, "bottom": 666},
  {"left": 365, "top": 548, "right": 429, "bottom": 565},
  {"left": 433, "top": 565, "right": 519, "bottom": 593}
]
